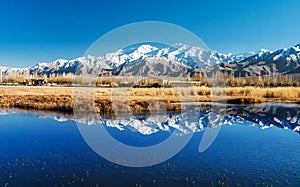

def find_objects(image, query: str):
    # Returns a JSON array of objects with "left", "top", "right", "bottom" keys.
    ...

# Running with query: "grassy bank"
[{"left": 0, "top": 86, "right": 299, "bottom": 114}]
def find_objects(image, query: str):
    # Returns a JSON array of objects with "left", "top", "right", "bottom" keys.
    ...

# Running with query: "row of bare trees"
[
  {"left": 191, "top": 73, "right": 299, "bottom": 87},
  {"left": 0, "top": 71, "right": 299, "bottom": 87}
]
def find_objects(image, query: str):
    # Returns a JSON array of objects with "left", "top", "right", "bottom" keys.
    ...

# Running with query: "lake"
[{"left": 0, "top": 103, "right": 299, "bottom": 186}]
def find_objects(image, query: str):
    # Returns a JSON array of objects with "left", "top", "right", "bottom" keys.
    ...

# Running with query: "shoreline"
[{"left": 0, "top": 86, "right": 299, "bottom": 114}]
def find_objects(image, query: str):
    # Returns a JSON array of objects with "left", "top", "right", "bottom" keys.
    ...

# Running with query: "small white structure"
[{"left": 99, "top": 69, "right": 113, "bottom": 77}]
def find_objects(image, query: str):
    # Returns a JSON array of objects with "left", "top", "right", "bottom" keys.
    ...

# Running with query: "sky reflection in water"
[{"left": 0, "top": 103, "right": 299, "bottom": 186}]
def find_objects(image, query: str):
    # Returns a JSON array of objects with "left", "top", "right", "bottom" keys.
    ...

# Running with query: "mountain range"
[{"left": 1, "top": 42, "right": 300, "bottom": 77}]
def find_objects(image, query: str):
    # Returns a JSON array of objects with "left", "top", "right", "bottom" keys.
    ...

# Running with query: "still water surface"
[{"left": 0, "top": 103, "right": 299, "bottom": 186}]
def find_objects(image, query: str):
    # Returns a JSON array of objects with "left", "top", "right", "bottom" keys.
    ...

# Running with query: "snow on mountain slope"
[
  {"left": 244, "top": 44, "right": 300, "bottom": 65},
  {"left": 0, "top": 66, "right": 29, "bottom": 75},
  {"left": 2, "top": 42, "right": 300, "bottom": 77},
  {"left": 207, "top": 43, "right": 300, "bottom": 77},
  {"left": 102, "top": 42, "right": 255, "bottom": 69},
  {"left": 114, "top": 56, "right": 191, "bottom": 77},
  {"left": 1, "top": 42, "right": 253, "bottom": 76},
  {"left": 30, "top": 56, "right": 111, "bottom": 76},
  {"left": 0, "top": 66, "right": 8, "bottom": 73},
  {"left": 104, "top": 44, "right": 162, "bottom": 68}
]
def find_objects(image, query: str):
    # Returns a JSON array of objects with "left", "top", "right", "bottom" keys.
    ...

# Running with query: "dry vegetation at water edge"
[{"left": 0, "top": 86, "right": 299, "bottom": 114}]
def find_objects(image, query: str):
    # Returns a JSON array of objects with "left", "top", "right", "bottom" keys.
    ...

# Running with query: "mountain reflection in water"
[
  {"left": 3, "top": 103, "right": 298, "bottom": 135},
  {"left": 0, "top": 103, "right": 299, "bottom": 186}
]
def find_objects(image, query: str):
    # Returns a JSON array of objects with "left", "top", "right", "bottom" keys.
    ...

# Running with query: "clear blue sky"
[{"left": 0, "top": 0, "right": 300, "bottom": 67}]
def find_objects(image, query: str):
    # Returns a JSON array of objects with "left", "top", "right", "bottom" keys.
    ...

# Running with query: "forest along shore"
[{"left": 0, "top": 86, "right": 299, "bottom": 114}]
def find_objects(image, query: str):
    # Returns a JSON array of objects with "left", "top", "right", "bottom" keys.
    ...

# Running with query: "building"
[
  {"left": 30, "top": 78, "right": 47, "bottom": 86},
  {"left": 99, "top": 69, "right": 113, "bottom": 77}
]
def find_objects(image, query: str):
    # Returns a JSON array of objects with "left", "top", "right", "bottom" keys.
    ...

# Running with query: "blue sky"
[{"left": 0, "top": 0, "right": 300, "bottom": 67}]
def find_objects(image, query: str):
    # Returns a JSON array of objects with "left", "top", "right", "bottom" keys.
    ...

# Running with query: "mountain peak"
[
  {"left": 130, "top": 44, "right": 159, "bottom": 59},
  {"left": 259, "top": 48, "right": 272, "bottom": 53},
  {"left": 292, "top": 43, "right": 300, "bottom": 52},
  {"left": 2, "top": 43, "right": 300, "bottom": 77},
  {"left": 174, "top": 42, "right": 190, "bottom": 49}
]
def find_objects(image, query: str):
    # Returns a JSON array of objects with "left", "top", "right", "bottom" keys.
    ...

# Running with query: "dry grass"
[
  {"left": 224, "top": 87, "right": 300, "bottom": 103},
  {"left": 0, "top": 86, "right": 73, "bottom": 111},
  {"left": 0, "top": 86, "right": 299, "bottom": 114}
]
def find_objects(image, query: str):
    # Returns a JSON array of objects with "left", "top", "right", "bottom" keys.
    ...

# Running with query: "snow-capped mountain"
[
  {"left": 0, "top": 66, "right": 29, "bottom": 75},
  {"left": 103, "top": 42, "right": 252, "bottom": 69},
  {"left": 0, "top": 66, "right": 8, "bottom": 71},
  {"left": 207, "top": 43, "right": 300, "bottom": 77},
  {"left": 30, "top": 56, "right": 111, "bottom": 76},
  {"left": 2, "top": 42, "right": 250, "bottom": 77},
  {"left": 1, "top": 42, "right": 300, "bottom": 77},
  {"left": 113, "top": 56, "right": 191, "bottom": 77}
]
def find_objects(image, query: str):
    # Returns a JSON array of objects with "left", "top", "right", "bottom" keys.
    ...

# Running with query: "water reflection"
[
  {"left": 0, "top": 103, "right": 300, "bottom": 186},
  {"left": 2, "top": 102, "right": 299, "bottom": 134},
  {"left": 224, "top": 103, "right": 300, "bottom": 132}
]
